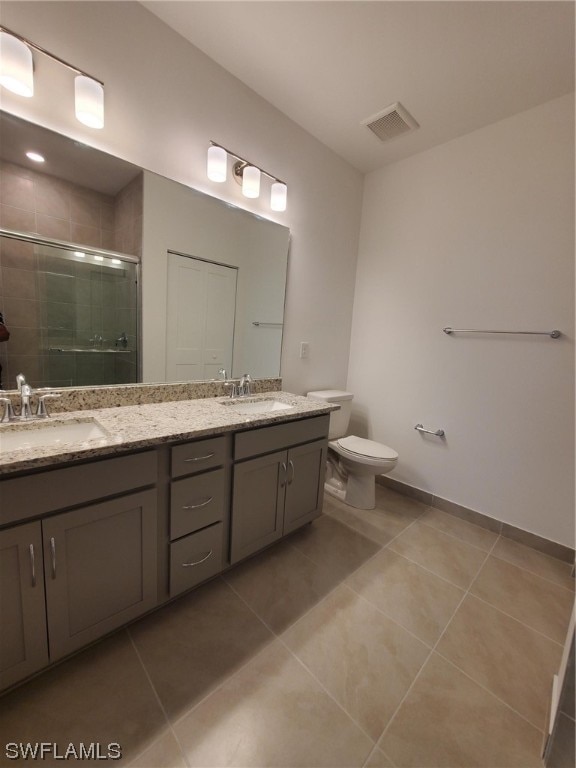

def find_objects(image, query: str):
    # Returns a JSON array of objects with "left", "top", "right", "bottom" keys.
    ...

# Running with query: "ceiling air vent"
[{"left": 363, "top": 102, "right": 419, "bottom": 143}]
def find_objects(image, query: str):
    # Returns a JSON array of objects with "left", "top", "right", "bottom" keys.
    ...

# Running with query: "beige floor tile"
[
  {"left": 282, "top": 584, "right": 429, "bottom": 740},
  {"left": 365, "top": 747, "right": 395, "bottom": 767},
  {"left": 174, "top": 640, "right": 373, "bottom": 767},
  {"left": 128, "top": 731, "right": 187, "bottom": 768},
  {"left": 389, "top": 521, "right": 488, "bottom": 589},
  {"left": 224, "top": 538, "right": 342, "bottom": 633},
  {"left": 375, "top": 484, "right": 430, "bottom": 518},
  {"left": 471, "top": 556, "right": 574, "bottom": 643},
  {"left": 437, "top": 594, "right": 562, "bottom": 728},
  {"left": 323, "top": 496, "right": 420, "bottom": 546},
  {"left": 289, "top": 514, "right": 381, "bottom": 580},
  {"left": 0, "top": 632, "right": 167, "bottom": 767},
  {"left": 130, "top": 578, "right": 274, "bottom": 721},
  {"left": 380, "top": 653, "right": 544, "bottom": 768},
  {"left": 346, "top": 549, "right": 464, "bottom": 646},
  {"left": 419, "top": 507, "right": 498, "bottom": 552},
  {"left": 492, "top": 536, "right": 575, "bottom": 591}
]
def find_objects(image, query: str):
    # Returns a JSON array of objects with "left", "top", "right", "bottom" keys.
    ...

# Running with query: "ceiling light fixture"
[
  {"left": 0, "top": 25, "right": 105, "bottom": 129},
  {"left": 26, "top": 151, "right": 44, "bottom": 163},
  {"left": 207, "top": 141, "right": 287, "bottom": 212}
]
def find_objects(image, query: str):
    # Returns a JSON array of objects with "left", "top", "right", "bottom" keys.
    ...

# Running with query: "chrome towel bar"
[
  {"left": 443, "top": 327, "right": 561, "bottom": 338},
  {"left": 415, "top": 424, "right": 445, "bottom": 438}
]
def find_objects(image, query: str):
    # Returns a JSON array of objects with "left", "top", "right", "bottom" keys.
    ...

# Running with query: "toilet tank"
[{"left": 307, "top": 390, "right": 353, "bottom": 440}]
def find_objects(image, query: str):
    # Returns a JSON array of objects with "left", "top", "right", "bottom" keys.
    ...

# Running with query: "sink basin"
[
  {"left": 222, "top": 399, "right": 293, "bottom": 415},
  {"left": 0, "top": 418, "right": 110, "bottom": 454}
]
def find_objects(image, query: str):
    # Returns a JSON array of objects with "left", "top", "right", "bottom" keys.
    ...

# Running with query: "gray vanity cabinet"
[
  {"left": 0, "top": 522, "right": 49, "bottom": 691},
  {"left": 230, "top": 415, "right": 329, "bottom": 564},
  {"left": 43, "top": 489, "right": 158, "bottom": 661}
]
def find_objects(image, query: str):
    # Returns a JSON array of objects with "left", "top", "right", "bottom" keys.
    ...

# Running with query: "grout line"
[
  {"left": 375, "top": 535, "right": 500, "bottom": 751},
  {"left": 433, "top": 648, "right": 546, "bottom": 734},
  {"left": 126, "top": 628, "right": 191, "bottom": 768},
  {"left": 488, "top": 551, "right": 576, "bottom": 594},
  {"left": 382, "top": 547, "right": 474, "bottom": 591},
  {"left": 467, "top": 593, "right": 565, "bottom": 647},
  {"left": 418, "top": 515, "right": 499, "bottom": 554}
]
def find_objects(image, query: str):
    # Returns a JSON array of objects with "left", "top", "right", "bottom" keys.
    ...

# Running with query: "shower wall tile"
[
  {"left": 0, "top": 238, "right": 36, "bottom": 270},
  {"left": 70, "top": 193, "right": 101, "bottom": 228},
  {"left": 35, "top": 177, "right": 70, "bottom": 219},
  {"left": 1, "top": 169, "right": 34, "bottom": 211},
  {"left": 35, "top": 213, "right": 72, "bottom": 241},
  {"left": 3, "top": 297, "right": 38, "bottom": 328},
  {"left": 2, "top": 268, "right": 37, "bottom": 301},
  {"left": 0, "top": 204, "right": 35, "bottom": 232}
]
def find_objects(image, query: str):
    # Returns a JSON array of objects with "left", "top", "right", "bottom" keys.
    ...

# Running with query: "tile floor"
[{"left": 0, "top": 485, "right": 573, "bottom": 767}]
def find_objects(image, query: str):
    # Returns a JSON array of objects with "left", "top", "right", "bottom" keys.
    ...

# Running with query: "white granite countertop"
[{"left": 0, "top": 392, "right": 337, "bottom": 476}]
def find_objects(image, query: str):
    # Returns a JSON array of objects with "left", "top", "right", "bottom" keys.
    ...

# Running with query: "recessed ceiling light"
[{"left": 26, "top": 151, "right": 44, "bottom": 163}]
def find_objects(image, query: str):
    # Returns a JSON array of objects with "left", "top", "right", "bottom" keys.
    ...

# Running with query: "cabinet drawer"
[
  {"left": 169, "top": 523, "right": 223, "bottom": 597},
  {"left": 171, "top": 436, "right": 226, "bottom": 478},
  {"left": 0, "top": 451, "right": 157, "bottom": 527},
  {"left": 170, "top": 469, "right": 225, "bottom": 540},
  {"left": 234, "top": 415, "right": 329, "bottom": 460}
]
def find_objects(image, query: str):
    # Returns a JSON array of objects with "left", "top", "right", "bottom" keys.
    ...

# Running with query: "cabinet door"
[
  {"left": 283, "top": 439, "right": 327, "bottom": 535},
  {"left": 43, "top": 490, "right": 157, "bottom": 661},
  {"left": 0, "top": 522, "right": 49, "bottom": 691},
  {"left": 230, "top": 450, "right": 287, "bottom": 564}
]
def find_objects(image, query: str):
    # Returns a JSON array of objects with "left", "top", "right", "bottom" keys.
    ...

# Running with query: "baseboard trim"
[{"left": 376, "top": 476, "right": 575, "bottom": 563}]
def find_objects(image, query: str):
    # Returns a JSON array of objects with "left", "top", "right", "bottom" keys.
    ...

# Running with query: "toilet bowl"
[{"left": 307, "top": 390, "right": 398, "bottom": 510}]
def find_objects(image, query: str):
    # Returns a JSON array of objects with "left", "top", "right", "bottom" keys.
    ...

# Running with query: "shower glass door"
[{"left": 0, "top": 234, "right": 138, "bottom": 389}]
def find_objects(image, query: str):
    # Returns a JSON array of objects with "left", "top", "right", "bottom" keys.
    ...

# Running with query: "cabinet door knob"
[
  {"left": 182, "top": 496, "right": 213, "bottom": 510},
  {"left": 182, "top": 550, "right": 212, "bottom": 567},
  {"left": 288, "top": 460, "right": 295, "bottom": 485},
  {"left": 29, "top": 544, "right": 36, "bottom": 587}
]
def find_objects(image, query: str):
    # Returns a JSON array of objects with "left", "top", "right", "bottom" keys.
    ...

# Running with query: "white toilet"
[{"left": 307, "top": 390, "right": 398, "bottom": 510}]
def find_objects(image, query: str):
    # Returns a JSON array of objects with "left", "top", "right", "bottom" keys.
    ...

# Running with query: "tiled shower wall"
[{"left": 0, "top": 162, "right": 141, "bottom": 389}]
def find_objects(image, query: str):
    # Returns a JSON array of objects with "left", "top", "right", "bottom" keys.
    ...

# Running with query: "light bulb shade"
[
  {"left": 0, "top": 32, "right": 34, "bottom": 97},
  {"left": 75, "top": 75, "right": 104, "bottom": 129},
  {"left": 242, "top": 165, "right": 260, "bottom": 198},
  {"left": 270, "top": 182, "right": 287, "bottom": 212},
  {"left": 207, "top": 145, "right": 227, "bottom": 182}
]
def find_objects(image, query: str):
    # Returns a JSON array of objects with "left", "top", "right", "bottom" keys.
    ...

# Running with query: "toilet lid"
[{"left": 337, "top": 436, "right": 398, "bottom": 460}]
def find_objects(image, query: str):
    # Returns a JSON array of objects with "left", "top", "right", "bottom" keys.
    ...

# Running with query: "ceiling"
[{"left": 143, "top": 1, "right": 575, "bottom": 173}]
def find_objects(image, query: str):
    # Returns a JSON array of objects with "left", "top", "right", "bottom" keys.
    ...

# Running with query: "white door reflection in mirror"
[{"left": 166, "top": 254, "right": 237, "bottom": 382}]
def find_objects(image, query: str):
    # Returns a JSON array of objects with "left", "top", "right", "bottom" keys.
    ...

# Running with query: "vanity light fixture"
[
  {"left": 207, "top": 141, "right": 287, "bottom": 212},
  {"left": 0, "top": 26, "right": 105, "bottom": 129}
]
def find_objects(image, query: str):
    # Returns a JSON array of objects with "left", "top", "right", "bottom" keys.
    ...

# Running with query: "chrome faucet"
[
  {"left": 239, "top": 374, "right": 252, "bottom": 397},
  {"left": 16, "top": 373, "right": 34, "bottom": 420},
  {"left": 115, "top": 332, "right": 128, "bottom": 349}
]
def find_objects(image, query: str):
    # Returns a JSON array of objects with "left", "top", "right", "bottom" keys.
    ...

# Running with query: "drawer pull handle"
[
  {"left": 50, "top": 537, "right": 56, "bottom": 579},
  {"left": 288, "top": 460, "right": 295, "bottom": 485},
  {"left": 29, "top": 544, "right": 36, "bottom": 587},
  {"left": 182, "top": 550, "right": 213, "bottom": 567},
  {"left": 182, "top": 496, "right": 213, "bottom": 510},
  {"left": 183, "top": 453, "right": 215, "bottom": 463},
  {"left": 280, "top": 462, "right": 287, "bottom": 487}
]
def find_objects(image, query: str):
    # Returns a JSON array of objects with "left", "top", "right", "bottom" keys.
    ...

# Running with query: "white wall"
[
  {"left": 348, "top": 94, "right": 575, "bottom": 546},
  {"left": 0, "top": 1, "right": 363, "bottom": 394}
]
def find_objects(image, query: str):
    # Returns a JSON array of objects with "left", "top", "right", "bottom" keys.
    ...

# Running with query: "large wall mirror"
[{"left": 0, "top": 111, "right": 290, "bottom": 390}]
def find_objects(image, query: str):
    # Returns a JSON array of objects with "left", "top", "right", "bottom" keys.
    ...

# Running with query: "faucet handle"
[
  {"left": 36, "top": 392, "right": 61, "bottom": 418},
  {"left": 223, "top": 381, "right": 238, "bottom": 398}
]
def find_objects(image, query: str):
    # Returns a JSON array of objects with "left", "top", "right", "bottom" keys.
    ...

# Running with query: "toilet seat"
[{"left": 336, "top": 435, "right": 398, "bottom": 461}]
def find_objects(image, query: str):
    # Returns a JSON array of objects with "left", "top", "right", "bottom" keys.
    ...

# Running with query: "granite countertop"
[{"left": 0, "top": 392, "right": 337, "bottom": 476}]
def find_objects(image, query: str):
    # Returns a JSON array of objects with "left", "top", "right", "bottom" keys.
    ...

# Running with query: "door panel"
[
  {"left": 283, "top": 440, "right": 327, "bottom": 535},
  {"left": 230, "top": 450, "right": 286, "bottom": 564},
  {"left": 0, "top": 522, "right": 49, "bottom": 690},
  {"left": 43, "top": 490, "right": 157, "bottom": 661}
]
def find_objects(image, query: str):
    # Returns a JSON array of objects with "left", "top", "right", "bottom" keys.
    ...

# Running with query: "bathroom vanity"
[{"left": 0, "top": 391, "right": 333, "bottom": 692}]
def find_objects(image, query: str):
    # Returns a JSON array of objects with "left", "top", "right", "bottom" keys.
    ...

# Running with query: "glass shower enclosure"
[{"left": 0, "top": 233, "right": 138, "bottom": 390}]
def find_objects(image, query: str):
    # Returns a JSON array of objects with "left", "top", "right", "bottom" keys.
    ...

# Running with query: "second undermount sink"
[
  {"left": 0, "top": 418, "right": 110, "bottom": 454},
  {"left": 221, "top": 399, "right": 294, "bottom": 415}
]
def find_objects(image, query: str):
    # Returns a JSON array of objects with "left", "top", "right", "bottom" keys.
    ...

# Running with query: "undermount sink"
[
  {"left": 221, "top": 399, "right": 293, "bottom": 415},
  {"left": 0, "top": 418, "right": 110, "bottom": 454}
]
